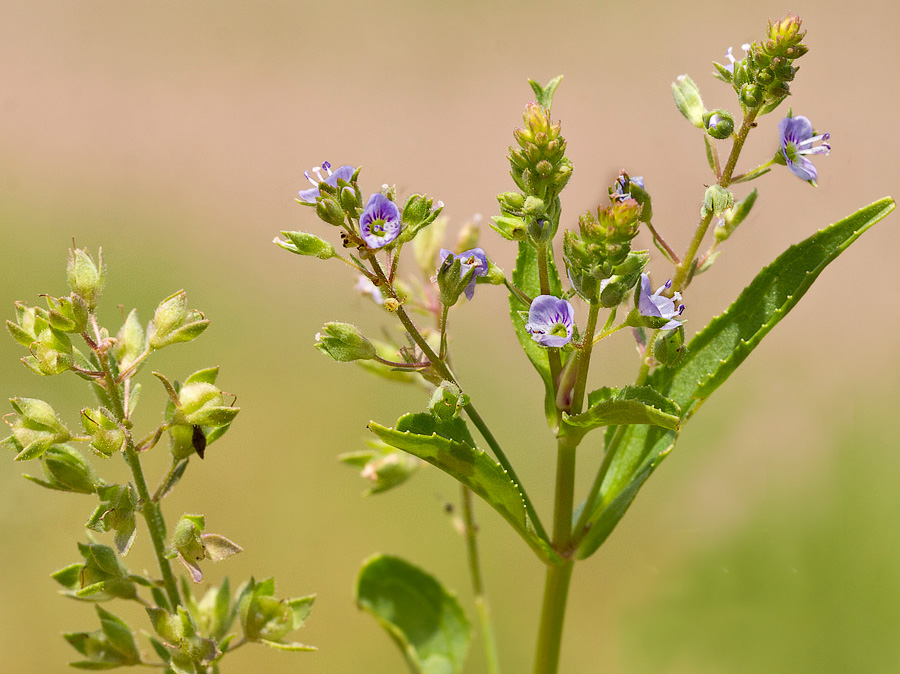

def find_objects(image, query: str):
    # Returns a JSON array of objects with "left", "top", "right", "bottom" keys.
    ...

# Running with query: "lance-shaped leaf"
[
  {"left": 576, "top": 197, "right": 896, "bottom": 558},
  {"left": 508, "top": 242, "right": 565, "bottom": 428},
  {"left": 561, "top": 386, "right": 680, "bottom": 441},
  {"left": 369, "top": 413, "right": 557, "bottom": 563},
  {"left": 651, "top": 197, "right": 896, "bottom": 419},
  {"left": 356, "top": 554, "right": 470, "bottom": 674}
]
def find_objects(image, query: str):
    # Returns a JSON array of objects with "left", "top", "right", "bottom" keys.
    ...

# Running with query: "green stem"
[
  {"left": 90, "top": 331, "right": 181, "bottom": 610},
  {"left": 368, "top": 256, "right": 550, "bottom": 544},
  {"left": 570, "top": 302, "right": 600, "bottom": 416},
  {"left": 572, "top": 424, "right": 627, "bottom": 541},
  {"left": 536, "top": 243, "right": 562, "bottom": 400},
  {"left": 532, "top": 559, "right": 574, "bottom": 674},
  {"left": 461, "top": 485, "right": 502, "bottom": 674},
  {"left": 671, "top": 106, "right": 760, "bottom": 292}
]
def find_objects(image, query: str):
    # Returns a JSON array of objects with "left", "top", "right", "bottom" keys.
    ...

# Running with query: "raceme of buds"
[
  {"left": 672, "top": 74, "right": 707, "bottom": 128},
  {"left": 315, "top": 322, "right": 377, "bottom": 362},
  {"left": 22, "top": 444, "right": 102, "bottom": 494},
  {"left": 81, "top": 406, "right": 127, "bottom": 457},
  {"left": 67, "top": 247, "right": 106, "bottom": 310},
  {"left": 704, "top": 109, "right": 735, "bottom": 139},
  {"left": 274, "top": 231, "right": 338, "bottom": 260},
  {"left": 5, "top": 397, "right": 71, "bottom": 461},
  {"left": 147, "top": 290, "right": 210, "bottom": 350},
  {"left": 763, "top": 14, "right": 808, "bottom": 60},
  {"left": 238, "top": 577, "right": 316, "bottom": 649},
  {"left": 509, "top": 102, "right": 573, "bottom": 199},
  {"left": 172, "top": 514, "right": 243, "bottom": 583}
]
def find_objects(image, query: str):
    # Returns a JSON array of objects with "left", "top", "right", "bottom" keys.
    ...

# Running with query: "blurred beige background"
[{"left": 2, "top": 0, "right": 899, "bottom": 672}]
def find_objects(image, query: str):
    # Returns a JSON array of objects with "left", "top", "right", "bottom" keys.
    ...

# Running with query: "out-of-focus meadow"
[{"left": 2, "top": 1, "right": 899, "bottom": 672}]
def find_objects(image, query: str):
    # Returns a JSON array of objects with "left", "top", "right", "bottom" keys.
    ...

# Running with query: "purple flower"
[
  {"left": 638, "top": 273, "right": 684, "bottom": 329},
  {"left": 723, "top": 44, "right": 750, "bottom": 74},
  {"left": 359, "top": 193, "right": 401, "bottom": 248},
  {"left": 525, "top": 295, "right": 575, "bottom": 347},
  {"left": 779, "top": 115, "right": 831, "bottom": 183},
  {"left": 439, "top": 248, "right": 488, "bottom": 300},
  {"left": 298, "top": 161, "right": 355, "bottom": 203},
  {"left": 612, "top": 174, "right": 644, "bottom": 202}
]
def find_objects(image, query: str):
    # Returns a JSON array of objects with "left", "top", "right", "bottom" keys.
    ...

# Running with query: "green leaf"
[
  {"left": 576, "top": 426, "right": 676, "bottom": 559},
  {"left": 528, "top": 75, "right": 563, "bottom": 111},
  {"left": 356, "top": 554, "right": 470, "bottom": 674},
  {"left": 562, "top": 386, "right": 680, "bottom": 440},
  {"left": 509, "top": 242, "right": 565, "bottom": 428},
  {"left": 651, "top": 197, "right": 896, "bottom": 419},
  {"left": 369, "top": 413, "right": 557, "bottom": 563}
]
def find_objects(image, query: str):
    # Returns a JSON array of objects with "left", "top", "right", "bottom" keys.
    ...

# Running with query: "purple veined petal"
[
  {"left": 360, "top": 193, "right": 402, "bottom": 249},
  {"left": 787, "top": 155, "right": 817, "bottom": 182},
  {"left": 638, "top": 274, "right": 662, "bottom": 317},
  {"left": 297, "top": 162, "right": 355, "bottom": 203},
  {"left": 525, "top": 295, "right": 574, "bottom": 347},
  {"left": 440, "top": 248, "right": 489, "bottom": 301},
  {"left": 638, "top": 273, "right": 685, "bottom": 325}
]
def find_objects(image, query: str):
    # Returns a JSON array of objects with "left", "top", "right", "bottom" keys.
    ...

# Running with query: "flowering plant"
[{"left": 4, "top": 12, "right": 895, "bottom": 674}]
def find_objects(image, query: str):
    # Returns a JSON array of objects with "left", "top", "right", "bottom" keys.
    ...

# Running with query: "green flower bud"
[
  {"left": 23, "top": 323, "right": 74, "bottom": 375},
  {"left": 527, "top": 217, "right": 554, "bottom": 244},
  {"left": 6, "top": 301, "right": 46, "bottom": 347},
  {"left": 490, "top": 214, "right": 527, "bottom": 241},
  {"left": 428, "top": 381, "right": 470, "bottom": 422},
  {"left": 652, "top": 325, "right": 687, "bottom": 366},
  {"left": 704, "top": 109, "right": 735, "bottom": 140},
  {"left": 763, "top": 14, "right": 808, "bottom": 60},
  {"left": 275, "top": 230, "right": 337, "bottom": 260},
  {"left": 701, "top": 185, "right": 734, "bottom": 218},
  {"left": 85, "top": 483, "right": 138, "bottom": 554},
  {"left": 238, "top": 578, "right": 315, "bottom": 648},
  {"left": 81, "top": 407, "right": 126, "bottom": 457},
  {"left": 715, "top": 188, "right": 758, "bottom": 243},
  {"left": 523, "top": 196, "right": 546, "bottom": 217},
  {"left": 6, "top": 397, "right": 71, "bottom": 461},
  {"left": 340, "top": 185, "right": 361, "bottom": 213},
  {"left": 339, "top": 440, "right": 420, "bottom": 495},
  {"left": 52, "top": 542, "right": 136, "bottom": 601},
  {"left": 148, "top": 290, "right": 210, "bottom": 350},
  {"left": 173, "top": 515, "right": 242, "bottom": 584},
  {"left": 315, "top": 196, "right": 346, "bottom": 226},
  {"left": 314, "top": 322, "right": 377, "bottom": 362},
  {"left": 671, "top": 74, "right": 707, "bottom": 128},
  {"left": 497, "top": 191, "right": 525, "bottom": 212},
  {"left": 113, "top": 309, "right": 145, "bottom": 372},
  {"left": 177, "top": 381, "right": 240, "bottom": 427},
  {"left": 436, "top": 253, "right": 477, "bottom": 307},
  {"left": 400, "top": 194, "right": 442, "bottom": 241},
  {"left": 184, "top": 578, "right": 237, "bottom": 641},
  {"left": 64, "top": 607, "right": 141, "bottom": 669},
  {"left": 66, "top": 247, "right": 106, "bottom": 310},
  {"left": 46, "top": 293, "right": 89, "bottom": 333},
  {"left": 22, "top": 444, "right": 101, "bottom": 494},
  {"left": 739, "top": 83, "right": 762, "bottom": 108},
  {"left": 598, "top": 251, "right": 649, "bottom": 308}
]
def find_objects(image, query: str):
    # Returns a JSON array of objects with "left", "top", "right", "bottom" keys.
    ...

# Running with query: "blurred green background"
[{"left": 2, "top": 0, "right": 899, "bottom": 672}]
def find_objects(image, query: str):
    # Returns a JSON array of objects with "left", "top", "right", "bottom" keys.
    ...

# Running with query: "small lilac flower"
[
  {"left": 439, "top": 248, "right": 489, "bottom": 300},
  {"left": 525, "top": 295, "right": 575, "bottom": 347},
  {"left": 638, "top": 273, "right": 685, "bottom": 329},
  {"left": 355, "top": 275, "right": 384, "bottom": 305},
  {"left": 779, "top": 115, "right": 831, "bottom": 183},
  {"left": 723, "top": 44, "right": 750, "bottom": 74},
  {"left": 612, "top": 175, "right": 644, "bottom": 202},
  {"left": 298, "top": 161, "right": 355, "bottom": 203},
  {"left": 359, "top": 193, "right": 401, "bottom": 248}
]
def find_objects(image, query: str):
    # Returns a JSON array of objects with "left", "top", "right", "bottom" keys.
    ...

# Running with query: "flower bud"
[
  {"left": 527, "top": 217, "right": 554, "bottom": 244},
  {"left": 400, "top": 193, "right": 442, "bottom": 239},
  {"left": 497, "top": 191, "right": 525, "bottom": 212},
  {"left": 66, "top": 247, "right": 106, "bottom": 310},
  {"left": 429, "top": 381, "right": 470, "bottom": 421},
  {"left": 671, "top": 74, "right": 707, "bottom": 128},
  {"left": 523, "top": 196, "right": 546, "bottom": 217},
  {"left": 28, "top": 325, "right": 74, "bottom": 375},
  {"left": 314, "top": 322, "right": 377, "bottom": 362},
  {"left": 652, "top": 325, "right": 687, "bottom": 366},
  {"left": 148, "top": 291, "right": 210, "bottom": 350},
  {"left": 739, "top": 83, "right": 762, "bottom": 108},
  {"left": 81, "top": 407, "right": 127, "bottom": 457},
  {"left": 340, "top": 185, "right": 361, "bottom": 213},
  {"left": 436, "top": 253, "right": 477, "bottom": 307},
  {"left": 704, "top": 109, "right": 735, "bottom": 140},
  {"left": 177, "top": 382, "right": 240, "bottom": 427},
  {"left": 23, "top": 444, "right": 101, "bottom": 494},
  {"left": 275, "top": 231, "right": 337, "bottom": 260},
  {"left": 113, "top": 309, "right": 145, "bottom": 372},
  {"left": 46, "top": 293, "right": 89, "bottom": 333},
  {"left": 63, "top": 606, "right": 142, "bottom": 669},
  {"left": 6, "top": 301, "right": 45, "bottom": 347},
  {"left": 490, "top": 215, "right": 527, "bottom": 241},
  {"left": 763, "top": 14, "right": 807, "bottom": 59},
  {"left": 701, "top": 185, "right": 734, "bottom": 218},
  {"left": 6, "top": 397, "right": 71, "bottom": 461},
  {"left": 238, "top": 578, "right": 315, "bottom": 646},
  {"left": 340, "top": 440, "right": 420, "bottom": 495},
  {"left": 52, "top": 542, "right": 136, "bottom": 601},
  {"left": 715, "top": 188, "right": 758, "bottom": 243},
  {"left": 315, "top": 196, "right": 346, "bottom": 226}
]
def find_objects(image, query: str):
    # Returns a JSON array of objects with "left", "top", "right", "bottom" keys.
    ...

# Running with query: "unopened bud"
[
  {"left": 704, "top": 109, "right": 735, "bottom": 140},
  {"left": 66, "top": 247, "right": 106, "bottom": 310},
  {"left": 314, "top": 322, "right": 377, "bottom": 362},
  {"left": 672, "top": 74, "right": 707, "bottom": 128}
]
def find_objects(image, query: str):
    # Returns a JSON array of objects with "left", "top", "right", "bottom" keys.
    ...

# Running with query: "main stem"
[
  {"left": 95, "top": 339, "right": 181, "bottom": 610},
  {"left": 461, "top": 485, "right": 502, "bottom": 674}
]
